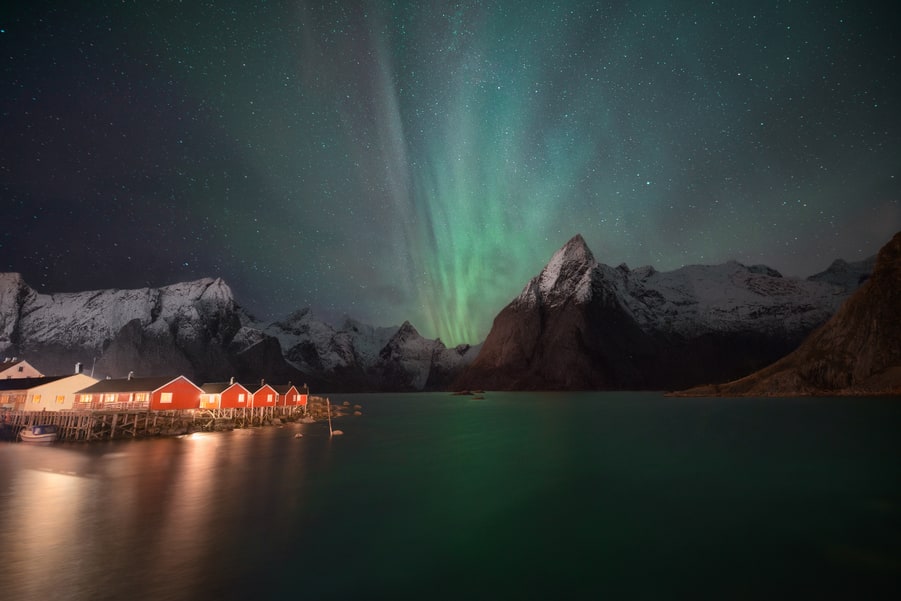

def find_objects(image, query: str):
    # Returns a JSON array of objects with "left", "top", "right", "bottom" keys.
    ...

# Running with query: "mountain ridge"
[
  {"left": 0, "top": 234, "right": 877, "bottom": 393},
  {"left": 455, "top": 233, "right": 875, "bottom": 391},
  {"left": 0, "top": 274, "right": 472, "bottom": 391},
  {"left": 674, "top": 231, "right": 900, "bottom": 396}
]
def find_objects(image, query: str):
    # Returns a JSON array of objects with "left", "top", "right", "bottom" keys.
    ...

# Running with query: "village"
[{"left": 0, "top": 357, "right": 356, "bottom": 442}]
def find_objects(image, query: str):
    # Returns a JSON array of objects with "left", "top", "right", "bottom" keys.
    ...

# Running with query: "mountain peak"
[
  {"left": 557, "top": 234, "right": 595, "bottom": 263},
  {"left": 396, "top": 320, "right": 420, "bottom": 338},
  {"left": 532, "top": 234, "right": 599, "bottom": 304}
]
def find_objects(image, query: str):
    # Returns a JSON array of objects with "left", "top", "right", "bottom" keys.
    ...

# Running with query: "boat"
[{"left": 19, "top": 424, "right": 59, "bottom": 443}]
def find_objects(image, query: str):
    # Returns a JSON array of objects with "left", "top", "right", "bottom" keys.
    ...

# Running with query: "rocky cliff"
[
  {"left": 678, "top": 231, "right": 900, "bottom": 396},
  {"left": 455, "top": 234, "right": 873, "bottom": 391}
]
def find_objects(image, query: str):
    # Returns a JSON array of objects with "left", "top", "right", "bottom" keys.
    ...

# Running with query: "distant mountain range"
[
  {"left": 0, "top": 273, "right": 477, "bottom": 392},
  {"left": 676, "top": 231, "right": 901, "bottom": 396},
  {"left": 0, "top": 232, "right": 885, "bottom": 394},
  {"left": 453, "top": 234, "right": 875, "bottom": 391}
]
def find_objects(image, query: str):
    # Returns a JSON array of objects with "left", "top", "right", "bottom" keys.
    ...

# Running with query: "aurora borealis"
[{"left": 2, "top": 1, "right": 899, "bottom": 346}]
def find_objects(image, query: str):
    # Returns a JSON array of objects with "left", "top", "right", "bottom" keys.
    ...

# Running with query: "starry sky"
[{"left": 2, "top": 1, "right": 899, "bottom": 346}]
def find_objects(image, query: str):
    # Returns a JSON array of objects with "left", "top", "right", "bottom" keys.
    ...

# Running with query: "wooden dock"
[{"left": 0, "top": 405, "right": 310, "bottom": 442}]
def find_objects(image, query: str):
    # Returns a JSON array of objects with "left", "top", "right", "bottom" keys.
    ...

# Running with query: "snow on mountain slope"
[
  {"left": 7, "top": 277, "right": 237, "bottom": 351},
  {"left": 626, "top": 261, "right": 847, "bottom": 338},
  {"left": 259, "top": 308, "right": 399, "bottom": 374},
  {"left": 511, "top": 234, "right": 869, "bottom": 342},
  {"left": 377, "top": 321, "right": 481, "bottom": 390},
  {"left": 457, "top": 233, "right": 875, "bottom": 391}
]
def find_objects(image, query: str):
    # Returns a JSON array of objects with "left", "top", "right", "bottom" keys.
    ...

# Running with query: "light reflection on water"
[
  {"left": 0, "top": 424, "right": 318, "bottom": 601},
  {"left": 1, "top": 393, "right": 899, "bottom": 600}
]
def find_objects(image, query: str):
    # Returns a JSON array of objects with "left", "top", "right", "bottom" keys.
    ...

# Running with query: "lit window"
[
  {"left": 56, "top": 395, "right": 65, "bottom": 404},
  {"left": 267, "top": 394, "right": 273, "bottom": 404},
  {"left": 32, "top": 394, "right": 41, "bottom": 404},
  {"left": 160, "top": 392, "right": 173, "bottom": 404},
  {"left": 238, "top": 393, "right": 245, "bottom": 404}
]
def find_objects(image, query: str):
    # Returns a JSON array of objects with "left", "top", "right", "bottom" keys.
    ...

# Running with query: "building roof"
[
  {"left": 202, "top": 381, "right": 254, "bottom": 393},
  {"left": 271, "top": 384, "right": 297, "bottom": 394},
  {"left": 75, "top": 376, "right": 182, "bottom": 395},
  {"left": 201, "top": 382, "right": 231, "bottom": 394},
  {"left": 0, "top": 358, "right": 44, "bottom": 376},
  {"left": 0, "top": 376, "right": 66, "bottom": 391}
]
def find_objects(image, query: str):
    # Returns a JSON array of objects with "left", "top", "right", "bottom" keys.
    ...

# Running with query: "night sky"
[{"left": 2, "top": 1, "right": 898, "bottom": 346}]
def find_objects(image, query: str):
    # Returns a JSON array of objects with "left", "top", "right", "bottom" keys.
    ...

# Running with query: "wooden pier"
[{"left": 0, "top": 405, "right": 311, "bottom": 442}]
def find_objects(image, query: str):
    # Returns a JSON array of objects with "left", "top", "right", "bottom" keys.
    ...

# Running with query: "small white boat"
[{"left": 19, "top": 424, "right": 59, "bottom": 443}]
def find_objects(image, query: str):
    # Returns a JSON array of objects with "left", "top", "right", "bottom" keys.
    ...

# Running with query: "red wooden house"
[
  {"left": 220, "top": 381, "right": 253, "bottom": 409},
  {"left": 272, "top": 384, "right": 299, "bottom": 407},
  {"left": 298, "top": 383, "right": 309, "bottom": 408},
  {"left": 250, "top": 382, "right": 278, "bottom": 408},
  {"left": 150, "top": 376, "right": 202, "bottom": 410},
  {"left": 74, "top": 375, "right": 202, "bottom": 411}
]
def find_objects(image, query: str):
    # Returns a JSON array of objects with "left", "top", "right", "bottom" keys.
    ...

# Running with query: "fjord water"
[{"left": 1, "top": 393, "right": 899, "bottom": 600}]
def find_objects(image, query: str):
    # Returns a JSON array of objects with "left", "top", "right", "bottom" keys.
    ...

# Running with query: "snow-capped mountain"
[
  {"left": 0, "top": 229, "right": 877, "bottom": 392},
  {"left": 680, "top": 231, "right": 900, "bottom": 396},
  {"left": 0, "top": 274, "right": 244, "bottom": 379},
  {"left": 0, "top": 273, "right": 476, "bottom": 391},
  {"left": 259, "top": 311, "right": 479, "bottom": 391},
  {"left": 455, "top": 234, "right": 874, "bottom": 391}
]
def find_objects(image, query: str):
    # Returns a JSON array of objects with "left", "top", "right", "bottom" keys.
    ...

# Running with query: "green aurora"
[{"left": 2, "top": 1, "right": 898, "bottom": 345}]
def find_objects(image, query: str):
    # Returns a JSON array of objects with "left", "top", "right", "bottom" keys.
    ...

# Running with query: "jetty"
[{"left": 0, "top": 400, "right": 335, "bottom": 442}]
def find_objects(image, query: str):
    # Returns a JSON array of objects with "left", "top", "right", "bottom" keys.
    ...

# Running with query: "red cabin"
[
  {"left": 298, "top": 383, "right": 310, "bottom": 408},
  {"left": 149, "top": 376, "right": 203, "bottom": 411},
  {"left": 273, "top": 384, "right": 299, "bottom": 407},
  {"left": 220, "top": 382, "right": 253, "bottom": 409},
  {"left": 74, "top": 375, "right": 201, "bottom": 411},
  {"left": 250, "top": 383, "right": 278, "bottom": 408}
]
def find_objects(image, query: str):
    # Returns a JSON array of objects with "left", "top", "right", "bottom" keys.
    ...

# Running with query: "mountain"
[
  {"left": 454, "top": 234, "right": 873, "bottom": 391},
  {"left": 261, "top": 312, "right": 480, "bottom": 391},
  {"left": 1, "top": 230, "right": 879, "bottom": 393},
  {"left": 676, "top": 231, "right": 901, "bottom": 396},
  {"left": 0, "top": 274, "right": 279, "bottom": 383},
  {"left": 0, "top": 274, "right": 475, "bottom": 391}
]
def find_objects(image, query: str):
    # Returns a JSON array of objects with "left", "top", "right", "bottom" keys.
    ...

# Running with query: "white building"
[
  {"left": 25, "top": 373, "right": 99, "bottom": 411},
  {"left": 0, "top": 358, "right": 44, "bottom": 380}
]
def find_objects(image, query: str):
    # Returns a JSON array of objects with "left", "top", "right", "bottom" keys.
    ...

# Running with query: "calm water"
[{"left": 1, "top": 392, "right": 899, "bottom": 600}]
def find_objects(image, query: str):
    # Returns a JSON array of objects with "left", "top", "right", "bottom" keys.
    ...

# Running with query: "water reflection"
[
  {"left": 2, "top": 394, "right": 898, "bottom": 600},
  {"left": 0, "top": 425, "right": 316, "bottom": 601}
]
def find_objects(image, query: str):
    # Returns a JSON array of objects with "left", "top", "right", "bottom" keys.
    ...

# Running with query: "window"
[
  {"left": 160, "top": 392, "right": 173, "bottom": 404},
  {"left": 134, "top": 393, "right": 149, "bottom": 404},
  {"left": 238, "top": 393, "right": 245, "bottom": 404},
  {"left": 56, "top": 395, "right": 65, "bottom": 404},
  {"left": 104, "top": 393, "right": 117, "bottom": 404},
  {"left": 267, "top": 394, "right": 273, "bottom": 404},
  {"left": 32, "top": 394, "right": 41, "bottom": 404},
  {"left": 18, "top": 366, "right": 24, "bottom": 372}
]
